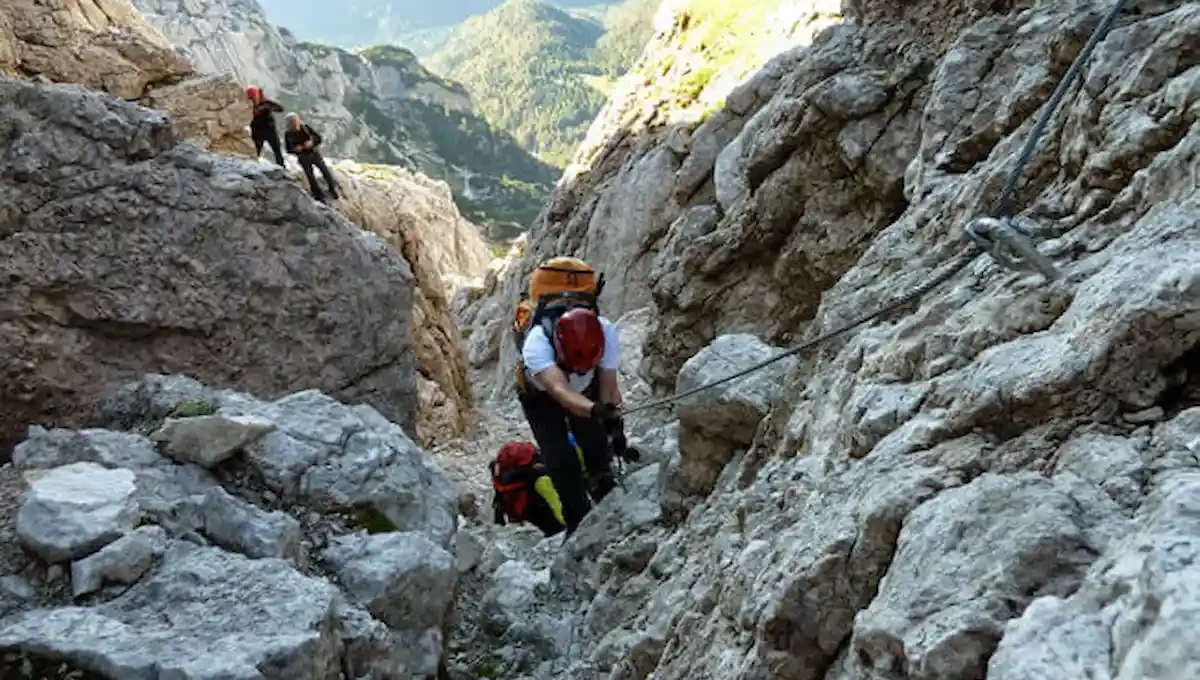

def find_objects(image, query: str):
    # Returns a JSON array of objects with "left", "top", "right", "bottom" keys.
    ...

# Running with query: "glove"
[
  {"left": 590, "top": 401, "right": 619, "bottom": 422},
  {"left": 609, "top": 428, "right": 628, "bottom": 457},
  {"left": 601, "top": 411, "right": 624, "bottom": 431},
  {"left": 620, "top": 446, "right": 641, "bottom": 463}
]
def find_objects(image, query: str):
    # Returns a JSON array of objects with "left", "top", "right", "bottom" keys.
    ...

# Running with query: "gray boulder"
[
  {"left": 12, "top": 427, "right": 164, "bottom": 471},
  {"left": 16, "top": 462, "right": 140, "bottom": 563},
  {"left": 246, "top": 390, "right": 459, "bottom": 547},
  {"left": 198, "top": 487, "right": 302, "bottom": 561},
  {"left": 151, "top": 414, "right": 277, "bottom": 467},
  {"left": 2, "top": 374, "right": 467, "bottom": 675},
  {"left": 481, "top": 560, "right": 550, "bottom": 637},
  {"left": 0, "top": 544, "right": 344, "bottom": 679},
  {"left": 323, "top": 531, "right": 457, "bottom": 632},
  {"left": 71, "top": 525, "right": 166, "bottom": 597},
  {"left": 336, "top": 602, "right": 445, "bottom": 679},
  {"left": 454, "top": 529, "right": 485, "bottom": 574},
  {"left": 10, "top": 425, "right": 229, "bottom": 544},
  {"left": 98, "top": 375, "right": 460, "bottom": 548},
  {"left": 0, "top": 78, "right": 417, "bottom": 455},
  {"left": 664, "top": 334, "right": 796, "bottom": 517},
  {"left": 323, "top": 531, "right": 457, "bottom": 678}
]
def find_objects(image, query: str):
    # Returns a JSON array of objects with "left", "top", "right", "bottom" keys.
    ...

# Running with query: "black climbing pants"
[
  {"left": 518, "top": 382, "right": 615, "bottom": 535},
  {"left": 523, "top": 492, "right": 566, "bottom": 537},
  {"left": 299, "top": 151, "right": 340, "bottom": 201},
  {"left": 253, "top": 129, "right": 285, "bottom": 166}
]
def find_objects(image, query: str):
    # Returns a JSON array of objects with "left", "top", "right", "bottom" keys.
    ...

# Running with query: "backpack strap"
[{"left": 532, "top": 291, "right": 597, "bottom": 321}]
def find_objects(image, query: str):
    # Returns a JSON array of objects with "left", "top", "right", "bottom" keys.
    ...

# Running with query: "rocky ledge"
[
  {"left": 0, "top": 0, "right": 251, "bottom": 153},
  {"left": 0, "top": 374, "right": 463, "bottom": 679},
  {"left": 0, "top": 78, "right": 419, "bottom": 455}
]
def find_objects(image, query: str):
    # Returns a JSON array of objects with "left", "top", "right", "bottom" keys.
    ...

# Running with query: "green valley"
[{"left": 426, "top": 0, "right": 660, "bottom": 167}]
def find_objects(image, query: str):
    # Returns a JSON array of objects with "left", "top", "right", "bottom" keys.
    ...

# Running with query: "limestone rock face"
[
  {"left": 446, "top": 0, "right": 1200, "bottom": 678},
  {"left": 0, "top": 0, "right": 251, "bottom": 153},
  {"left": 1, "top": 377, "right": 462, "bottom": 678},
  {"left": 333, "top": 160, "right": 492, "bottom": 446},
  {"left": 15, "top": 462, "right": 139, "bottom": 563},
  {"left": 989, "top": 469, "right": 1200, "bottom": 680},
  {"left": 142, "top": 73, "right": 257, "bottom": 154},
  {"left": 469, "top": 0, "right": 853, "bottom": 398},
  {"left": 0, "top": 80, "right": 417, "bottom": 454},
  {"left": 0, "top": 544, "right": 347, "bottom": 679},
  {"left": 0, "top": 0, "right": 188, "bottom": 98},
  {"left": 131, "top": 0, "right": 558, "bottom": 235}
]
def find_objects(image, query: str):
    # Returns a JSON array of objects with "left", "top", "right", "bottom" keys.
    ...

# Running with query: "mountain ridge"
[
  {"left": 255, "top": 0, "right": 628, "bottom": 49},
  {"left": 133, "top": 0, "right": 559, "bottom": 239},
  {"left": 427, "top": 0, "right": 659, "bottom": 167}
]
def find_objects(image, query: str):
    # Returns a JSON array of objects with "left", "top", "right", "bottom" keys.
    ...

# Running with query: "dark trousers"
[
  {"left": 492, "top": 481, "right": 565, "bottom": 537},
  {"left": 523, "top": 493, "right": 566, "bottom": 537},
  {"left": 518, "top": 383, "right": 615, "bottom": 534},
  {"left": 253, "top": 129, "right": 285, "bottom": 166},
  {"left": 298, "top": 151, "right": 340, "bottom": 201}
]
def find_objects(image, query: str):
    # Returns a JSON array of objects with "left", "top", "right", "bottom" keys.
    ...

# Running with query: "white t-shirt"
[{"left": 522, "top": 316, "right": 620, "bottom": 393}]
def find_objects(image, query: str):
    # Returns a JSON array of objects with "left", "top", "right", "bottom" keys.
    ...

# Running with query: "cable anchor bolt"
[{"left": 965, "top": 216, "right": 1061, "bottom": 282}]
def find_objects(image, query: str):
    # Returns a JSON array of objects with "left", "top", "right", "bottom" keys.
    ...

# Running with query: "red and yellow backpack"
[{"left": 490, "top": 441, "right": 540, "bottom": 521}]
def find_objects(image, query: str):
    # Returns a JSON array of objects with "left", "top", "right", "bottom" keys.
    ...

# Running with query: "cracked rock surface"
[
  {"left": 449, "top": 0, "right": 1200, "bottom": 678},
  {"left": 0, "top": 79, "right": 418, "bottom": 455},
  {"left": 0, "top": 375, "right": 461, "bottom": 678},
  {"left": 16, "top": 463, "right": 139, "bottom": 564},
  {"left": 0, "top": 0, "right": 251, "bottom": 153}
]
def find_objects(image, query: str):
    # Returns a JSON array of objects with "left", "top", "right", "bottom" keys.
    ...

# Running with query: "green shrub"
[
  {"left": 353, "top": 506, "right": 399, "bottom": 534},
  {"left": 170, "top": 398, "right": 218, "bottom": 419}
]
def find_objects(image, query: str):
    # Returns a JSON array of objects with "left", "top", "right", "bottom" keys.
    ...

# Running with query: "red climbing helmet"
[
  {"left": 246, "top": 86, "right": 261, "bottom": 100},
  {"left": 553, "top": 308, "right": 604, "bottom": 373}
]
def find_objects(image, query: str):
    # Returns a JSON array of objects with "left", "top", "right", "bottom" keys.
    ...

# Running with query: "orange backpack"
[{"left": 513, "top": 257, "right": 604, "bottom": 391}]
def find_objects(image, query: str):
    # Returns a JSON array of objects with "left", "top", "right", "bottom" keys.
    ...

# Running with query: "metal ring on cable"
[{"left": 966, "top": 216, "right": 1061, "bottom": 281}]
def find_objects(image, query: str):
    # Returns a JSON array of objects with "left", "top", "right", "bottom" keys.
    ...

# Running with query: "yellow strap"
[{"left": 533, "top": 476, "right": 565, "bottom": 526}]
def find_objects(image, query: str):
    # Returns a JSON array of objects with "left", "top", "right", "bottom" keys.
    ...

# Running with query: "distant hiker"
[
  {"left": 246, "top": 86, "right": 285, "bottom": 166},
  {"left": 512, "top": 257, "right": 639, "bottom": 536},
  {"left": 490, "top": 440, "right": 566, "bottom": 537},
  {"left": 284, "top": 113, "right": 341, "bottom": 203}
]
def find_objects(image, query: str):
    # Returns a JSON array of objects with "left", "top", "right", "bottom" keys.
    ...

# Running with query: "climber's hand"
[
  {"left": 590, "top": 401, "right": 619, "bottom": 422},
  {"left": 609, "top": 429, "right": 628, "bottom": 458},
  {"left": 619, "top": 445, "right": 641, "bottom": 463}
]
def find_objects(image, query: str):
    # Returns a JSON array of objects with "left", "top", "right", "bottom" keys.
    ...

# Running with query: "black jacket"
[
  {"left": 284, "top": 124, "right": 323, "bottom": 156},
  {"left": 250, "top": 99, "right": 283, "bottom": 134}
]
